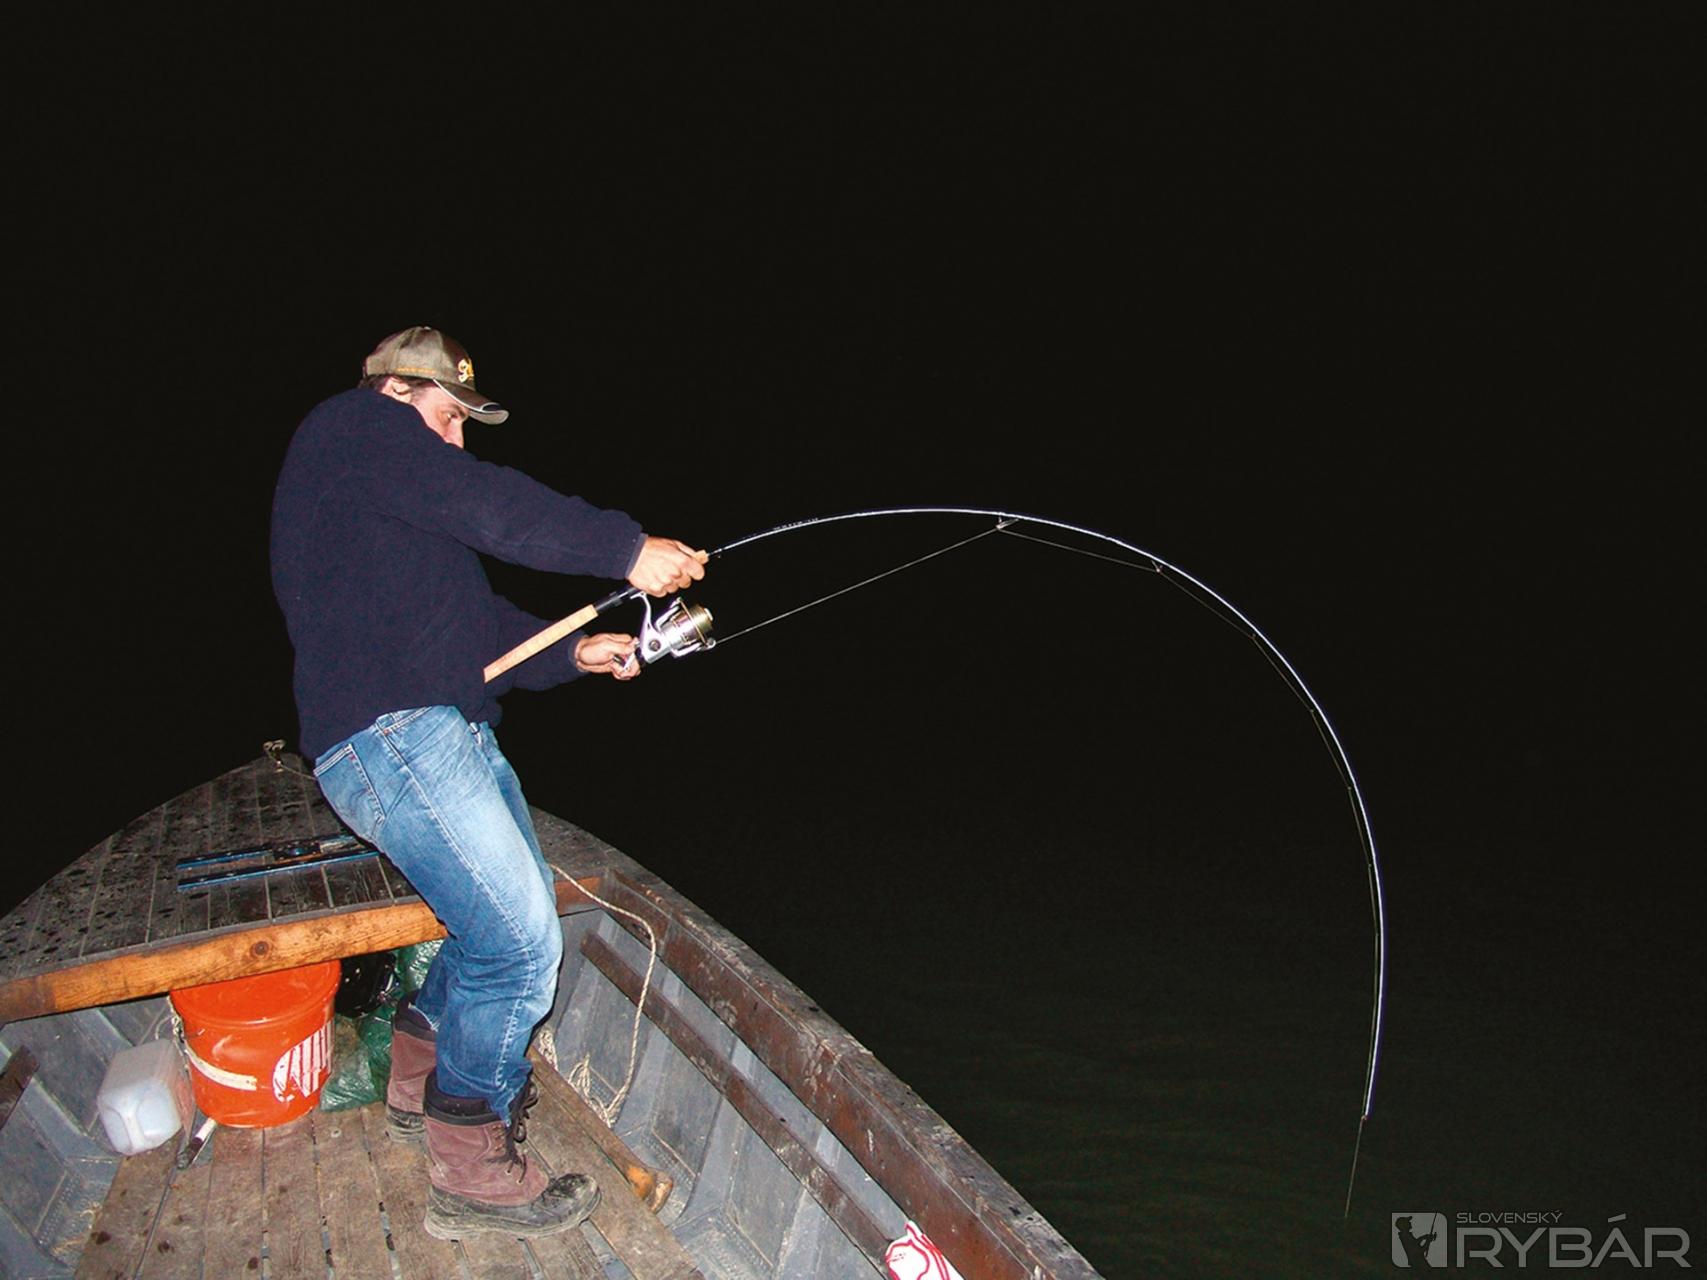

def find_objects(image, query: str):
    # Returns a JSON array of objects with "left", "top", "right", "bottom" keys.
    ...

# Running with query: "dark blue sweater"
[{"left": 270, "top": 389, "right": 645, "bottom": 759}]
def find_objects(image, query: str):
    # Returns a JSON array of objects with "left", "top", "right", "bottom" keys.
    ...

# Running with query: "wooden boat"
[{"left": 0, "top": 748, "right": 1102, "bottom": 1278}]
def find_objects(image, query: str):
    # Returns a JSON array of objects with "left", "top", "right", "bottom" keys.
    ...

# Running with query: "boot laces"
[{"left": 503, "top": 1076, "right": 541, "bottom": 1176}]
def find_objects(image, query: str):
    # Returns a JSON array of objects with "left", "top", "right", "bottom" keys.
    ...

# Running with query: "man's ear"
[{"left": 376, "top": 377, "right": 413, "bottom": 403}]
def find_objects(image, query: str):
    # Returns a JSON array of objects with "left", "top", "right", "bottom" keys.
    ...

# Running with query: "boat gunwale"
[{"left": 554, "top": 820, "right": 1100, "bottom": 1279}]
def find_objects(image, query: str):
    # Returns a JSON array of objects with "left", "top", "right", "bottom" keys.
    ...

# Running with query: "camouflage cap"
[{"left": 362, "top": 326, "right": 509, "bottom": 424}]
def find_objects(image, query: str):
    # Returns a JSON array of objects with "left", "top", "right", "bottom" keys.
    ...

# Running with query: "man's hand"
[
  {"left": 629, "top": 536, "right": 707, "bottom": 596},
  {"left": 575, "top": 632, "right": 641, "bottom": 680}
]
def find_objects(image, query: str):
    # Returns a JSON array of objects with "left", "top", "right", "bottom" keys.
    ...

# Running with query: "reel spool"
[{"left": 616, "top": 595, "right": 715, "bottom": 676}]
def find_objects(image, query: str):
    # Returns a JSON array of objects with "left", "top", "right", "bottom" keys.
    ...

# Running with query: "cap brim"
[{"left": 436, "top": 380, "right": 509, "bottom": 424}]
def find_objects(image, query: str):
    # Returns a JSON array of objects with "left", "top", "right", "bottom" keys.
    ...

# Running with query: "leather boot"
[
  {"left": 386, "top": 997, "right": 435, "bottom": 1144},
  {"left": 421, "top": 1071, "right": 599, "bottom": 1240}
]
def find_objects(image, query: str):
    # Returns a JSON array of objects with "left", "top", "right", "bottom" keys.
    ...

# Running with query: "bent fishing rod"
[{"left": 485, "top": 506, "right": 1389, "bottom": 1212}]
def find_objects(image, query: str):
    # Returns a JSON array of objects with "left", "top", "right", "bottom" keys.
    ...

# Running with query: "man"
[
  {"left": 270, "top": 326, "right": 705, "bottom": 1239},
  {"left": 1394, "top": 1215, "right": 1441, "bottom": 1267}
]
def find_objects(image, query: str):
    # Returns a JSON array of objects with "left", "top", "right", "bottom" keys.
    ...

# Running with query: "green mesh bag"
[
  {"left": 320, "top": 939, "right": 443, "bottom": 1110},
  {"left": 320, "top": 1006, "right": 396, "bottom": 1110}
]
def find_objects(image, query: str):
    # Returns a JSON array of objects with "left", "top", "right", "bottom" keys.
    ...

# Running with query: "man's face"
[
  {"left": 407, "top": 385, "right": 470, "bottom": 449},
  {"left": 379, "top": 379, "right": 469, "bottom": 448}
]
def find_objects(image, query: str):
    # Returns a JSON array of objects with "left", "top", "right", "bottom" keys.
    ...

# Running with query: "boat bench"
[{"left": 0, "top": 754, "right": 609, "bottom": 1026}]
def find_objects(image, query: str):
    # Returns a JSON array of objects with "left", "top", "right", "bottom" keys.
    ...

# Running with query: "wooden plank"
[
  {"left": 524, "top": 1220, "right": 605, "bottom": 1278},
  {"left": 313, "top": 1105, "right": 393, "bottom": 1280},
  {"left": 229, "top": 763, "right": 267, "bottom": 852},
  {"left": 456, "top": 1226, "right": 537, "bottom": 1276},
  {"left": 137, "top": 1153, "right": 212, "bottom": 1279},
  {"left": 373, "top": 849, "right": 423, "bottom": 901},
  {"left": 262, "top": 1113, "right": 326, "bottom": 1277},
  {"left": 69, "top": 1095, "right": 612, "bottom": 1280},
  {"left": 202, "top": 770, "right": 241, "bottom": 854},
  {"left": 257, "top": 772, "right": 335, "bottom": 922},
  {"left": 355, "top": 1098, "right": 588, "bottom": 1280},
  {"left": 527, "top": 1056, "right": 704, "bottom": 1280},
  {"left": 80, "top": 809, "right": 164, "bottom": 957},
  {"left": 159, "top": 779, "right": 215, "bottom": 867},
  {"left": 272, "top": 767, "right": 321, "bottom": 841},
  {"left": 74, "top": 1139, "right": 173, "bottom": 1279},
  {"left": 0, "top": 882, "right": 47, "bottom": 981},
  {"left": 324, "top": 852, "right": 397, "bottom": 910},
  {"left": 367, "top": 1102, "right": 464, "bottom": 1280},
  {"left": 0, "top": 875, "right": 602, "bottom": 1023},
  {"left": 260, "top": 860, "right": 335, "bottom": 921},
  {"left": 200, "top": 1123, "right": 267, "bottom": 1278},
  {"left": 528, "top": 1047, "right": 674, "bottom": 1214},
  {"left": 205, "top": 870, "right": 272, "bottom": 933},
  {"left": 205, "top": 770, "right": 273, "bottom": 932},
  {"left": 11, "top": 837, "right": 108, "bottom": 981},
  {"left": 256, "top": 763, "right": 313, "bottom": 846},
  {"left": 145, "top": 790, "right": 213, "bottom": 944},
  {"left": 0, "top": 1044, "right": 37, "bottom": 1131},
  {"left": 0, "top": 903, "right": 442, "bottom": 1023}
]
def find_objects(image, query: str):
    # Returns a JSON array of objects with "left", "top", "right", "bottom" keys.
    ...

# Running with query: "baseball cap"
[{"left": 362, "top": 326, "right": 510, "bottom": 424}]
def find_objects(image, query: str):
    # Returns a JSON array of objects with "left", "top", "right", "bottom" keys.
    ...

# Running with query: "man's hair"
[{"left": 359, "top": 373, "right": 437, "bottom": 393}]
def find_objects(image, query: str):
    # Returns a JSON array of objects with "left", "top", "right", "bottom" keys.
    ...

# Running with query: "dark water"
[
  {"left": 14, "top": 519, "right": 1699, "bottom": 1276},
  {"left": 499, "top": 526, "right": 1699, "bottom": 1275},
  {"left": 568, "top": 801, "right": 1701, "bottom": 1277}
]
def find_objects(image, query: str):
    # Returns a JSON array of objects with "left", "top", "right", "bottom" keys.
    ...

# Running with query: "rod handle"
[
  {"left": 484, "top": 591, "right": 628, "bottom": 683},
  {"left": 483, "top": 548, "right": 707, "bottom": 684}
]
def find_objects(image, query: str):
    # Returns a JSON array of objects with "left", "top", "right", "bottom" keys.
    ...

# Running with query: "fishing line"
[
  {"left": 986, "top": 525, "right": 1164, "bottom": 573},
  {"left": 711, "top": 520, "right": 1014, "bottom": 647},
  {"left": 695, "top": 506, "right": 1388, "bottom": 1213}
]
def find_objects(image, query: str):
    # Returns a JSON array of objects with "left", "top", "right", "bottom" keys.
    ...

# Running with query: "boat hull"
[{"left": 0, "top": 752, "right": 1101, "bottom": 1278}]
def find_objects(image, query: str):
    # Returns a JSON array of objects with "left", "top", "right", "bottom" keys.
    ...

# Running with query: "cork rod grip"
[{"left": 483, "top": 603, "right": 601, "bottom": 683}]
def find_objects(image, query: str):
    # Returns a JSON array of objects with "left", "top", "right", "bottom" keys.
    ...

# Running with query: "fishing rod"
[
  {"left": 484, "top": 559, "right": 713, "bottom": 683},
  {"left": 487, "top": 505, "right": 1388, "bottom": 1208}
]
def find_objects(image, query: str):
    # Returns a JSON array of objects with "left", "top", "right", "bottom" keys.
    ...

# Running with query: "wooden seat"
[{"left": 0, "top": 755, "right": 607, "bottom": 1024}]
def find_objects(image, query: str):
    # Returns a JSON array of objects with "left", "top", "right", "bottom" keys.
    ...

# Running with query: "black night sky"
[{"left": 14, "top": 10, "right": 1701, "bottom": 1272}]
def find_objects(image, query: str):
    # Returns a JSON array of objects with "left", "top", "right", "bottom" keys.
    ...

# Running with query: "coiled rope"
[{"left": 537, "top": 866, "right": 660, "bottom": 1127}]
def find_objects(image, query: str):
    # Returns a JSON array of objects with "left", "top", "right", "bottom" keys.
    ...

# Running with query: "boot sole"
[{"left": 422, "top": 1184, "right": 601, "bottom": 1240}]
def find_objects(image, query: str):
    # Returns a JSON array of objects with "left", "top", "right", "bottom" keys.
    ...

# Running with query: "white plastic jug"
[{"left": 95, "top": 1039, "right": 193, "bottom": 1155}]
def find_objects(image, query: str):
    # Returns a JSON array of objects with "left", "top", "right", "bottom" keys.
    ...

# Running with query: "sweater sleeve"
[{"left": 354, "top": 395, "right": 646, "bottom": 581}]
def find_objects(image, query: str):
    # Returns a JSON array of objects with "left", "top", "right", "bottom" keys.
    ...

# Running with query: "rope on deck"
[{"left": 539, "top": 862, "right": 659, "bottom": 1127}]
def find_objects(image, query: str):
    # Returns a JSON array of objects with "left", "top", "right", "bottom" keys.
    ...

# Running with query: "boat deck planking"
[
  {"left": 72, "top": 1088, "right": 698, "bottom": 1279},
  {"left": 0, "top": 755, "right": 608, "bottom": 1024}
]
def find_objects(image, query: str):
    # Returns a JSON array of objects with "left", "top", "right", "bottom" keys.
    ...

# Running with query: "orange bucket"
[{"left": 170, "top": 960, "right": 340, "bottom": 1127}]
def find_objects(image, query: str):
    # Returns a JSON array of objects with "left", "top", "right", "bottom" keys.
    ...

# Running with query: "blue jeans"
[{"left": 314, "top": 707, "right": 562, "bottom": 1117}]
